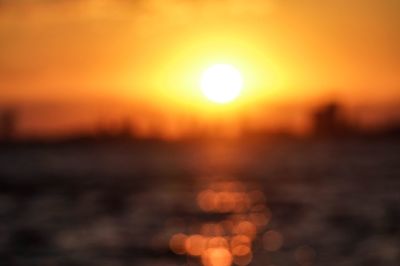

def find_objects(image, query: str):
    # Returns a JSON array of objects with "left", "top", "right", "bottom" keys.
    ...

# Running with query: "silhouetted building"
[
  {"left": 312, "top": 102, "right": 349, "bottom": 137},
  {"left": 118, "top": 117, "right": 132, "bottom": 138},
  {"left": 0, "top": 109, "right": 18, "bottom": 141}
]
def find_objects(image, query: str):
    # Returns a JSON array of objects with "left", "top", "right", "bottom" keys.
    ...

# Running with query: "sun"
[{"left": 200, "top": 64, "right": 243, "bottom": 104}]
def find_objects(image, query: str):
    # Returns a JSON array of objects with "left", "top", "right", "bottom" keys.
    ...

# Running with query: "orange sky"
[{"left": 0, "top": 0, "right": 399, "bottom": 137}]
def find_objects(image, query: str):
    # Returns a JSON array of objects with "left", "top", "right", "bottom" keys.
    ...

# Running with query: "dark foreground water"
[{"left": 0, "top": 139, "right": 399, "bottom": 266}]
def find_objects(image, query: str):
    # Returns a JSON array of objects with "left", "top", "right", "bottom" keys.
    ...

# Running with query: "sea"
[{"left": 0, "top": 138, "right": 399, "bottom": 266}]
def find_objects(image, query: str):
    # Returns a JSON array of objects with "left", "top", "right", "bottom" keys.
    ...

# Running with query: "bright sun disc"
[{"left": 200, "top": 64, "right": 243, "bottom": 103}]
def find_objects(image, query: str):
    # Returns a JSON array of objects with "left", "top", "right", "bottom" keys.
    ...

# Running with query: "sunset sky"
[{"left": 0, "top": 0, "right": 399, "bottom": 137}]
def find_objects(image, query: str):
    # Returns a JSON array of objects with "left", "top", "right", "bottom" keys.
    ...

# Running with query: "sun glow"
[{"left": 200, "top": 64, "right": 243, "bottom": 104}]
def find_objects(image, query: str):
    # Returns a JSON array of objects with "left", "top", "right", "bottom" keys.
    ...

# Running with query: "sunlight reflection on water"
[{"left": 167, "top": 175, "right": 309, "bottom": 266}]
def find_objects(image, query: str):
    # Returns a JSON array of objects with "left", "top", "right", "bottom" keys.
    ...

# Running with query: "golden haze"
[{"left": 0, "top": 0, "right": 399, "bottom": 137}]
